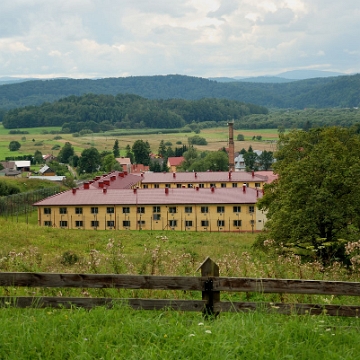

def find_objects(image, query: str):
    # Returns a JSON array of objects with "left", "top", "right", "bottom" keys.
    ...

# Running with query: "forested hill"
[
  {"left": 0, "top": 74, "right": 359, "bottom": 111},
  {"left": 2, "top": 94, "right": 268, "bottom": 130}
]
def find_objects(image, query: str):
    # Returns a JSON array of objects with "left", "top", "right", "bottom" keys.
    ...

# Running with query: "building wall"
[
  {"left": 141, "top": 180, "right": 264, "bottom": 190},
  {"left": 37, "top": 203, "right": 260, "bottom": 232}
]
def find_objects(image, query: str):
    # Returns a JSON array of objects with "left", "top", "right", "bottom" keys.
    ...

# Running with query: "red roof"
[
  {"left": 255, "top": 171, "right": 278, "bottom": 184},
  {"left": 141, "top": 171, "right": 267, "bottom": 184},
  {"left": 131, "top": 164, "right": 149, "bottom": 173},
  {"left": 167, "top": 157, "right": 184, "bottom": 166},
  {"left": 34, "top": 187, "right": 262, "bottom": 206},
  {"left": 81, "top": 172, "right": 141, "bottom": 190}
]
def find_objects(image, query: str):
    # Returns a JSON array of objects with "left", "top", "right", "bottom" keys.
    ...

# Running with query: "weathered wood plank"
[
  {"left": 0, "top": 297, "right": 206, "bottom": 311},
  {"left": 214, "top": 277, "right": 360, "bottom": 296},
  {"left": 0, "top": 273, "right": 203, "bottom": 291},
  {"left": 215, "top": 301, "right": 360, "bottom": 317}
]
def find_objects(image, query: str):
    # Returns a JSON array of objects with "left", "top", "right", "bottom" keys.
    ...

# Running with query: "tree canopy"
[{"left": 257, "top": 126, "right": 360, "bottom": 264}]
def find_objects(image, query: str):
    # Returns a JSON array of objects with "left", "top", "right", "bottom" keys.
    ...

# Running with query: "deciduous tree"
[{"left": 257, "top": 127, "right": 360, "bottom": 264}]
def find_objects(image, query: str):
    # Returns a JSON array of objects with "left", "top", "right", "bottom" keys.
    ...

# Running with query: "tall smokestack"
[{"left": 228, "top": 120, "right": 235, "bottom": 172}]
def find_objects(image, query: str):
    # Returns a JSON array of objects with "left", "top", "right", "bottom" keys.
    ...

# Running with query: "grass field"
[
  {"left": 1, "top": 216, "right": 360, "bottom": 358},
  {"left": 0, "top": 124, "right": 278, "bottom": 160}
]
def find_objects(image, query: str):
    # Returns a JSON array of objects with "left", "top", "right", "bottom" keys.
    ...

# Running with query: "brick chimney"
[{"left": 228, "top": 121, "right": 235, "bottom": 172}]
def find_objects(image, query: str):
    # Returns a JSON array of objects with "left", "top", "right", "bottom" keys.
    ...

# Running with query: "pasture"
[
  {"left": 0, "top": 124, "right": 277, "bottom": 160},
  {"left": 1, "top": 217, "right": 360, "bottom": 358}
]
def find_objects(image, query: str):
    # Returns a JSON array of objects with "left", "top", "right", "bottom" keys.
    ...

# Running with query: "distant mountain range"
[
  {"left": 209, "top": 70, "right": 346, "bottom": 83},
  {"left": 0, "top": 72, "right": 358, "bottom": 111}
]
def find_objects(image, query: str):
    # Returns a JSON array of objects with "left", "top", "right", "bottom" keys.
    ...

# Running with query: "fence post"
[{"left": 198, "top": 257, "right": 220, "bottom": 318}]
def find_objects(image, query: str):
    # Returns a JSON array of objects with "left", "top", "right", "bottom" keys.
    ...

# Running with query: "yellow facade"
[
  {"left": 37, "top": 203, "right": 261, "bottom": 232},
  {"left": 141, "top": 180, "right": 264, "bottom": 190}
]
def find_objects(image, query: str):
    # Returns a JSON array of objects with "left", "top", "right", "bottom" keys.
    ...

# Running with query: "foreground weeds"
[{"left": 1, "top": 305, "right": 360, "bottom": 359}]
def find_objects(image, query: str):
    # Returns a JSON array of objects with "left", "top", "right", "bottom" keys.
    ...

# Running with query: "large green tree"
[
  {"left": 132, "top": 140, "right": 151, "bottom": 165},
  {"left": 58, "top": 142, "right": 75, "bottom": 164},
  {"left": 113, "top": 139, "right": 120, "bottom": 158},
  {"left": 77, "top": 147, "right": 101, "bottom": 174},
  {"left": 257, "top": 127, "right": 360, "bottom": 264}
]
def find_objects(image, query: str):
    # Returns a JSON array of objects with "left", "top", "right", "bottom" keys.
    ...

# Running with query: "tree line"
[
  {"left": 0, "top": 74, "right": 359, "bottom": 114},
  {"left": 2, "top": 93, "right": 268, "bottom": 130}
]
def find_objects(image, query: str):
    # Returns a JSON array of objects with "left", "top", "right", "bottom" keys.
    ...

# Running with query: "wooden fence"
[{"left": 1, "top": 257, "right": 360, "bottom": 317}]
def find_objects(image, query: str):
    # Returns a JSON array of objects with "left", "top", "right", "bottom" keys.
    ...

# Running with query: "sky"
[{"left": 1, "top": 0, "right": 359, "bottom": 79}]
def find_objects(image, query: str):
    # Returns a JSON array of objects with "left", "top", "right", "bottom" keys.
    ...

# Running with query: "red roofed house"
[{"left": 167, "top": 157, "right": 184, "bottom": 172}]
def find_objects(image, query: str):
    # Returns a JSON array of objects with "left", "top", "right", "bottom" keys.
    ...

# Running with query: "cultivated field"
[{"left": 0, "top": 124, "right": 277, "bottom": 160}]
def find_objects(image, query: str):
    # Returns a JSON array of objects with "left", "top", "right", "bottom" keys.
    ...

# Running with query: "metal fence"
[{"left": 0, "top": 186, "right": 61, "bottom": 217}]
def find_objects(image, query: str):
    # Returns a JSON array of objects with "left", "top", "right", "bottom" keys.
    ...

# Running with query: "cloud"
[{"left": 0, "top": 0, "right": 359, "bottom": 78}]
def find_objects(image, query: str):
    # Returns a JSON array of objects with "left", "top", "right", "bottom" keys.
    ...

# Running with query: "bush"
[
  {"left": 8, "top": 141, "right": 21, "bottom": 151},
  {"left": 188, "top": 135, "right": 208, "bottom": 145},
  {"left": 237, "top": 134, "right": 245, "bottom": 141},
  {"left": 53, "top": 136, "right": 62, "bottom": 140},
  {"left": 61, "top": 251, "right": 79, "bottom": 265}
]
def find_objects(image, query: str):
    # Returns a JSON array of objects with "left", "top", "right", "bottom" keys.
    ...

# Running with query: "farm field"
[
  {"left": 1, "top": 217, "right": 360, "bottom": 358},
  {"left": 0, "top": 124, "right": 277, "bottom": 160}
]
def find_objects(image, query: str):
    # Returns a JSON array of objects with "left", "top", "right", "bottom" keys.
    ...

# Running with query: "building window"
[
  {"left": 154, "top": 184, "right": 160, "bottom": 188},
  {"left": 201, "top": 206, "right": 209, "bottom": 214},
  {"left": 221, "top": 183, "right": 226, "bottom": 188},
  {"left": 44, "top": 221, "right": 52, "bottom": 227},
  {"left": 232, "top": 183, "right": 238, "bottom": 188},
  {"left": 168, "top": 206, "right": 177, "bottom": 214},
  {"left": 201, "top": 220, "right": 209, "bottom": 227},
  {"left": 59, "top": 221, "right": 68, "bottom": 227},
  {"left": 185, "top": 206, "right": 192, "bottom": 213},
  {"left": 91, "top": 221, "right": 99, "bottom": 227},
  {"left": 250, "top": 219, "right": 255, "bottom": 225},
  {"left": 233, "top": 220, "right": 242, "bottom": 227},
  {"left": 233, "top": 206, "right": 241, "bottom": 213},
  {"left": 187, "top": 184, "right": 193, "bottom": 188},
  {"left": 217, "top": 220, "right": 225, "bottom": 227},
  {"left": 249, "top": 206, "right": 255, "bottom": 213},
  {"left": 123, "top": 207, "right": 130, "bottom": 213},
  {"left": 143, "top": 184, "right": 148, "bottom": 189},
  {"left": 75, "top": 207, "right": 83, "bottom": 214},
  {"left": 199, "top": 183, "right": 205, "bottom": 188},
  {"left": 185, "top": 220, "right": 193, "bottom": 227},
  {"left": 107, "top": 220, "right": 115, "bottom": 227},
  {"left": 217, "top": 206, "right": 225, "bottom": 213},
  {"left": 165, "top": 184, "right": 171, "bottom": 188},
  {"left": 137, "top": 207, "right": 145, "bottom": 214},
  {"left": 153, "top": 214, "right": 161, "bottom": 221},
  {"left": 177, "top": 184, "right": 182, "bottom": 188},
  {"left": 153, "top": 206, "right": 161, "bottom": 213},
  {"left": 44, "top": 208, "right": 51, "bottom": 214},
  {"left": 255, "top": 183, "right": 261, "bottom": 188},
  {"left": 169, "top": 220, "right": 177, "bottom": 227},
  {"left": 107, "top": 207, "right": 114, "bottom": 214},
  {"left": 75, "top": 221, "right": 83, "bottom": 227},
  {"left": 123, "top": 220, "right": 130, "bottom": 227},
  {"left": 59, "top": 207, "right": 67, "bottom": 214},
  {"left": 137, "top": 220, "right": 145, "bottom": 226},
  {"left": 210, "top": 183, "right": 216, "bottom": 188},
  {"left": 91, "top": 207, "right": 98, "bottom": 214}
]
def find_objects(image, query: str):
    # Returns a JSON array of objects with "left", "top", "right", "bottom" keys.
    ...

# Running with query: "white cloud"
[{"left": 0, "top": 0, "right": 359, "bottom": 78}]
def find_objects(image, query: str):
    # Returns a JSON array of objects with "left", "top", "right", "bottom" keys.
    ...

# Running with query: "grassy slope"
[{"left": 1, "top": 218, "right": 360, "bottom": 358}]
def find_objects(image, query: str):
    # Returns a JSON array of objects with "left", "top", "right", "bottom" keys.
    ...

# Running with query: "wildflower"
[
  {"left": 198, "top": 322, "right": 204, "bottom": 326},
  {"left": 205, "top": 330, "right": 212, "bottom": 334},
  {"left": 189, "top": 334, "right": 195, "bottom": 337},
  {"left": 164, "top": 334, "right": 167, "bottom": 338}
]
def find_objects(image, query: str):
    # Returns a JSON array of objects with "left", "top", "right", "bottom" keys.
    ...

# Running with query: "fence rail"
[{"left": 1, "top": 257, "right": 360, "bottom": 317}]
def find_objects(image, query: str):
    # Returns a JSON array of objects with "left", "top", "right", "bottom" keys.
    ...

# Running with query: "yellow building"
[
  {"left": 34, "top": 186, "right": 266, "bottom": 232},
  {"left": 138, "top": 171, "right": 268, "bottom": 189}
]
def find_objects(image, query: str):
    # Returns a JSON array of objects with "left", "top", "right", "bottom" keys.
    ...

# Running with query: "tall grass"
[{"left": 0, "top": 305, "right": 359, "bottom": 359}]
